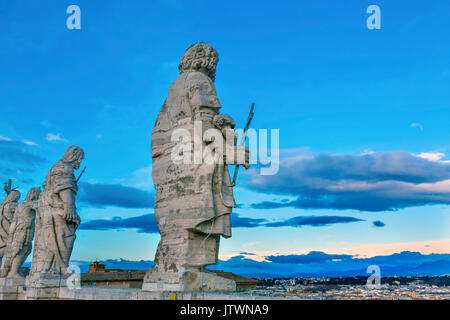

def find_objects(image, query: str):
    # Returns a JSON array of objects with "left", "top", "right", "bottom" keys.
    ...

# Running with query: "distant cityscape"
[{"left": 251, "top": 275, "right": 450, "bottom": 300}]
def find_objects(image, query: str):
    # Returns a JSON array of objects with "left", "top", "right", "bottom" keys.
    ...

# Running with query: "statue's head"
[
  {"left": 61, "top": 145, "right": 84, "bottom": 170},
  {"left": 4, "top": 190, "right": 20, "bottom": 204},
  {"left": 25, "top": 187, "right": 41, "bottom": 202},
  {"left": 178, "top": 42, "right": 219, "bottom": 81}
]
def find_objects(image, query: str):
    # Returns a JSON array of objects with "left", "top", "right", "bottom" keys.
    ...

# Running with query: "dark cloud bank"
[
  {"left": 78, "top": 213, "right": 367, "bottom": 234},
  {"left": 0, "top": 140, "right": 47, "bottom": 186},
  {"left": 247, "top": 151, "right": 450, "bottom": 212},
  {"left": 207, "top": 251, "right": 450, "bottom": 277},
  {"left": 0, "top": 140, "right": 47, "bottom": 166},
  {"left": 78, "top": 182, "right": 155, "bottom": 208}
]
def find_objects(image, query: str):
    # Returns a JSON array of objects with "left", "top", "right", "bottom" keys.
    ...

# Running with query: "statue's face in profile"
[{"left": 73, "top": 156, "right": 83, "bottom": 169}]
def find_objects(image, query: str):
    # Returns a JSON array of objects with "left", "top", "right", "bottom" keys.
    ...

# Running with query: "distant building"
[{"left": 81, "top": 261, "right": 146, "bottom": 289}]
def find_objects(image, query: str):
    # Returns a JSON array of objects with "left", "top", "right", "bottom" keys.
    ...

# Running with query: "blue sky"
[{"left": 1, "top": 0, "right": 449, "bottom": 274}]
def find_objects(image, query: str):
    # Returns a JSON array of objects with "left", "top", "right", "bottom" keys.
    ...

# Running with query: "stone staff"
[{"left": 230, "top": 102, "right": 255, "bottom": 187}]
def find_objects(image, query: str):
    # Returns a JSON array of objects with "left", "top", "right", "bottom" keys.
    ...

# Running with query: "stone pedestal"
[
  {"left": 25, "top": 274, "right": 70, "bottom": 300},
  {"left": 0, "top": 277, "right": 27, "bottom": 300},
  {"left": 142, "top": 270, "right": 236, "bottom": 293}
]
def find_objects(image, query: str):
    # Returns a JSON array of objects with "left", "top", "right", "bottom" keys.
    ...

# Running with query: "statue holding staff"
[
  {"left": 144, "top": 42, "right": 250, "bottom": 291},
  {"left": 29, "top": 146, "right": 84, "bottom": 278}
]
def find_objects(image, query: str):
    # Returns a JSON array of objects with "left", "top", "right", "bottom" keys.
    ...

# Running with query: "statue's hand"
[
  {"left": 64, "top": 206, "right": 76, "bottom": 223},
  {"left": 73, "top": 213, "right": 81, "bottom": 226}
]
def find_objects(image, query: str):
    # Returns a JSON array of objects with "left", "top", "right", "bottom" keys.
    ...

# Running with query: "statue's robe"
[
  {"left": 0, "top": 200, "right": 18, "bottom": 260},
  {"left": 149, "top": 71, "right": 235, "bottom": 281},
  {"left": 30, "top": 161, "right": 78, "bottom": 276},
  {"left": 0, "top": 200, "right": 36, "bottom": 277}
]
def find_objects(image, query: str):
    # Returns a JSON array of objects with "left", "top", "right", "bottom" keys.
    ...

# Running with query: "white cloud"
[
  {"left": 411, "top": 122, "right": 424, "bottom": 131},
  {"left": 46, "top": 133, "right": 68, "bottom": 142},
  {"left": 417, "top": 152, "right": 444, "bottom": 162},
  {"left": 0, "top": 136, "right": 12, "bottom": 141},
  {"left": 23, "top": 140, "right": 39, "bottom": 146},
  {"left": 416, "top": 152, "right": 450, "bottom": 163}
]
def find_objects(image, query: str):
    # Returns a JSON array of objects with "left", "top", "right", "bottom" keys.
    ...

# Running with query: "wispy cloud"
[
  {"left": 23, "top": 139, "right": 39, "bottom": 146},
  {"left": 0, "top": 136, "right": 12, "bottom": 141},
  {"left": 265, "top": 216, "right": 364, "bottom": 228},
  {"left": 411, "top": 122, "right": 424, "bottom": 131},
  {"left": 46, "top": 133, "right": 68, "bottom": 142}
]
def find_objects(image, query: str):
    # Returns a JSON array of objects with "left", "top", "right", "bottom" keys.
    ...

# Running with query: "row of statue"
[
  {"left": 0, "top": 42, "right": 250, "bottom": 293},
  {"left": 0, "top": 146, "right": 84, "bottom": 281}
]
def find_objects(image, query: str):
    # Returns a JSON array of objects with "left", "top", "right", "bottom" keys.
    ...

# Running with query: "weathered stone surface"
[
  {"left": 59, "top": 287, "right": 141, "bottom": 300},
  {"left": 27, "top": 146, "right": 84, "bottom": 285},
  {"left": 0, "top": 188, "right": 40, "bottom": 278},
  {"left": 0, "top": 190, "right": 20, "bottom": 264},
  {"left": 143, "top": 42, "right": 249, "bottom": 292},
  {"left": 0, "top": 277, "right": 26, "bottom": 300}
]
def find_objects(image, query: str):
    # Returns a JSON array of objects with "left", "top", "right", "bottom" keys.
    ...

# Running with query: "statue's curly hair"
[
  {"left": 178, "top": 42, "right": 219, "bottom": 81},
  {"left": 61, "top": 145, "right": 84, "bottom": 164}
]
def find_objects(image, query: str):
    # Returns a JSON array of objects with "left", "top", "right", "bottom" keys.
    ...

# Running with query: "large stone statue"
[
  {"left": 0, "top": 190, "right": 21, "bottom": 264},
  {"left": 0, "top": 188, "right": 40, "bottom": 278},
  {"left": 28, "top": 146, "right": 84, "bottom": 280},
  {"left": 143, "top": 42, "right": 249, "bottom": 292}
]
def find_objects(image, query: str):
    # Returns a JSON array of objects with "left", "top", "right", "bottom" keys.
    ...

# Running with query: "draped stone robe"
[
  {"left": 147, "top": 70, "right": 236, "bottom": 284},
  {"left": 29, "top": 161, "right": 78, "bottom": 277},
  {"left": 0, "top": 199, "right": 37, "bottom": 278},
  {"left": 0, "top": 201, "right": 18, "bottom": 262}
]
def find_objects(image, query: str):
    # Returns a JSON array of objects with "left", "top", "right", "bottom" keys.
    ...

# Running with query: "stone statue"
[
  {"left": 0, "top": 188, "right": 40, "bottom": 278},
  {"left": 29, "top": 146, "right": 84, "bottom": 279},
  {"left": 0, "top": 190, "right": 21, "bottom": 264},
  {"left": 144, "top": 42, "right": 249, "bottom": 291}
]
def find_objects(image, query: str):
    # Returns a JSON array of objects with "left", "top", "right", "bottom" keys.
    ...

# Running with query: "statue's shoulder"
[
  {"left": 186, "top": 71, "right": 217, "bottom": 96},
  {"left": 49, "top": 161, "right": 74, "bottom": 178},
  {"left": 45, "top": 161, "right": 77, "bottom": 194},
  {"left": 185, "top": 71, "right": 213, "bottom": 86}
]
